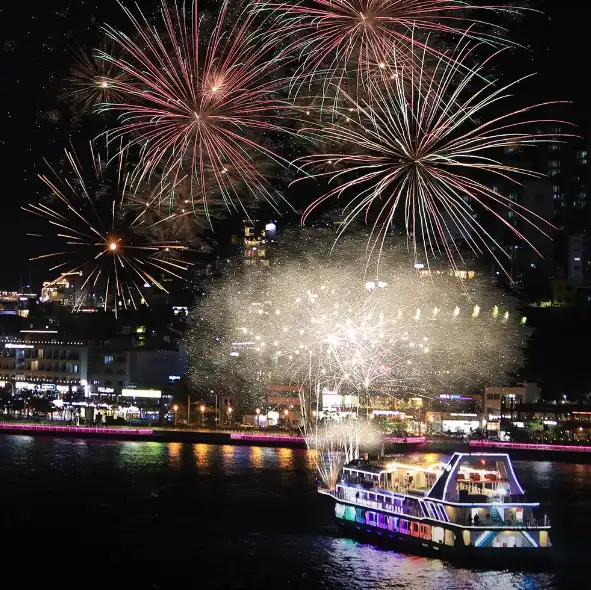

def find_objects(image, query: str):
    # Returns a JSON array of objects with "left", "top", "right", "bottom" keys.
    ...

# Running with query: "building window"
[{"left": 104, "top": 355, "right": 113, "bottom": 364}]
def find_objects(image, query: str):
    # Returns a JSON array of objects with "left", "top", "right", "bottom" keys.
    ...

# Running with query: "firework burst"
[
  {"left": 128, "top": 171, "right": 223, "bottom": 247},
  {"left": 263, "top": 0, "right": 522, "bottom": 99},
  {"left": 60, "top": 41, "right": 130, "bottom": 113},
  {"left": 186, "top": 231, "right": 527, "bottom": 406},
  {"left": 98, "top": 0, "right": 293, "bottom": 215},
  {"left": 24, "top": 143, "right": 190, "bottom": 315},
  {"left": 187, "top": 230, "right": 527, "bottom": 486},
  {"left": 296, "top": 42, "right": 573, "bottom": 274}
]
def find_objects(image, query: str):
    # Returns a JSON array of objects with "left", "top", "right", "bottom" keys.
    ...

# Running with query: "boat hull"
[{"left": 336, "top": 519, "right": 553, "bottom": 568}]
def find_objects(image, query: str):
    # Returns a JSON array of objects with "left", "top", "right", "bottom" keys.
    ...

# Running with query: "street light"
[
  {"left": 284, "top": 408, "right": 289, "bottom": 430},
  {"left": 227, "top": 406, "right": 233, "bottom": 427},
  {"left": 173, "top": 404, "right": 178, "bottom": 426},
  {"left": 200, "top": 404, "right": 206, "bottom": 427},
  {"left": 255, "top": 407, "right": 261, "bottom": 429}
]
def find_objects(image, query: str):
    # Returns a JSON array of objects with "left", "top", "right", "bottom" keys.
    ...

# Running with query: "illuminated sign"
[
  {"left": 98, "top": 387, "right": 115, "bottom": 393},
  {"left": 5, "top": 344, "right": 34, "bottom": 349},
  {"left": 437, "top": 394, "right": 473, "bottom": 401},
  {"left": 168, "top": 375, "right": 181, "bottom": 382},
  {"left": 16, "top": 382, "right": 37, "bottom": 389},
  {"left": 20, "top": 330, "right": 58, "bottom": 334},
  {"left": 121, "top": 389, "right": 161, "bottom": 399}
]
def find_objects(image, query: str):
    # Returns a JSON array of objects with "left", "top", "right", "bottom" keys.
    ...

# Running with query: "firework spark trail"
[
  {"left": 98, "top": 0, "right": 295, "bottom": 217},
  {"left": 261, "top": 0, "right": 523, "bottom": 103},
  {"left": 126, "top": 170, "right": 224, "bottom": 247},
  {"left": 186, "top": 231, "right": 527, "bottom": 486},
  {"left": 294, "top": 40, "right": 574, "bottom": 275},
  {"left": 304, "top": 420, "right": 379, "bottom": 489},
  {"left": 187, "top": 231, "right": 527, "bottom": 405},
  {"left": 60, "top": 41, "right": 131, "bottom": 113},
  {"left": 24, "top": 142, "right": 190, "bottom": 317}
]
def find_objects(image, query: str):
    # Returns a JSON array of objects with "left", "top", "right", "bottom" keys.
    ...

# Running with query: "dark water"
[{"left": 0, "top": 436, "right": 588, "bottom": 590}]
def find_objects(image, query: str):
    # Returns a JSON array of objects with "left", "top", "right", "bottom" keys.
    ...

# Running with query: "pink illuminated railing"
[
  {"left": 229, "top": 433, "right": 305, "bottom": 443},
  {"left": 384, "top": 436, "right": 427, "bottom": 444},
  {"left": 470, "top": 440, "right": 591, "bottom": 453},
  {"left": 0, "top": 423, "right": 152, "bottom": 435}
]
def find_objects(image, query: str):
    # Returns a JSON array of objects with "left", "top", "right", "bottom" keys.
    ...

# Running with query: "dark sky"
[{"left": 0, "top": 0, "right": 588, "bottom": 289}]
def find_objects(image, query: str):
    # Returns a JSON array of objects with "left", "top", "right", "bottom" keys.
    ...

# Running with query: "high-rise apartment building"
[{"left": 484, "top": 125, "right": 591, "bottom": 289}]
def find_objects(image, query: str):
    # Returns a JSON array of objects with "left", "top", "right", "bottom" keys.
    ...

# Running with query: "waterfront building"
[
  {"left": 426, "top": 412, "right": 480, "bottom": 435},
  {"left": 87, "top": 344, "right": 187, "bottom": 398},
  {"left": 0, "top": 331, "right": 88, "bottom": 394},
  {"left": 0, "top": 291, "right": 37, "bottom": 318},
  {"left": 484, "top": 383, "right": 541, "bottom": 422}
]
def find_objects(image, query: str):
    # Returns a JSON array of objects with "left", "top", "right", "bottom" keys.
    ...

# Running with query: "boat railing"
[
  {"left": 329, "top": 487, "right": 551, "bottom": 528},
  {"left": 458, "top": 515, "right": 551, "bottom": 528},
  {"left": 334, "top": 488, "right": 422, "bottom": 518}
]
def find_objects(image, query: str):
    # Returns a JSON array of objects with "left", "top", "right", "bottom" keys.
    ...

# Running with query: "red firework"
[
  {"left": 262, "top": 0, "right": 522, "bottom": 95},
  {"left": 98, "top": 0, "right": 292, "bottom": 215}
]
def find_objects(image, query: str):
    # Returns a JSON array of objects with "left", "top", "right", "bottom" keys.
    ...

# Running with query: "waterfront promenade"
[{"left": 2, "top": 421, "right": 591, "bottom": 458}]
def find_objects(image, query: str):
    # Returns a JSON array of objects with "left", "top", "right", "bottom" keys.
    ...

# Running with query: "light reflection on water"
[
  {"left": 0, "top": 437, "right": 584, "bottom": 589},
  {"left": 249, "top": 445, "right": 265, "bottom": 469}
]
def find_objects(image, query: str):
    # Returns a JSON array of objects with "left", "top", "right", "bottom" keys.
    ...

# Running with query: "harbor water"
[{"left": 0, "top": 435, "right": 588, "bottom": 589}]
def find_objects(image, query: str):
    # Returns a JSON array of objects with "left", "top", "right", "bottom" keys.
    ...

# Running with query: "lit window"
[{"left": 104, "top": 355, "right": 113, "bottom": 364}]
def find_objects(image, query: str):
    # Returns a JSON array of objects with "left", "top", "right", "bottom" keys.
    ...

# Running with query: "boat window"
[{"left": 445, "top": 530, "right": 456, "bottom": 546}]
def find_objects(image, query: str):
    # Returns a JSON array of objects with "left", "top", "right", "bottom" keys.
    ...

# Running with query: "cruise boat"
[{"left": 320, "top": 452, "right": 551, "bottom": 563}]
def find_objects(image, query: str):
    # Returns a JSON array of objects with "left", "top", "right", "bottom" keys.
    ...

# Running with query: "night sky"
[{"left": 0, "top": 0, "right": 589, "bottom": 289}]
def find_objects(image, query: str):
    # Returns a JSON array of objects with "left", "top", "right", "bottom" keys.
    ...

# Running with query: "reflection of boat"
[{"left": 320, "top": 452, "right": 551, "bottom": 564}]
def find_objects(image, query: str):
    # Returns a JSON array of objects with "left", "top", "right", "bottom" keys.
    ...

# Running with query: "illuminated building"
[
  {"left": 243, "top": 219, "right": 277, "bottom": 267},
  {"left": 483, "top": 384, "right": 541, "bottom": 430},
  {"left": 40, "top": 272, "right": 83, "bottom": 307},
  {"left": 0, "top": 292, "right": 36, "bottom": 318},
  {"left": 0, "top": 333, "right": 88, "bottom": 393},
  {"left": 87, "top": 344, "right": 187, "bottom": 398},
  {"left": 426, "top": 411, "right": 480, "bottom": 434}
]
